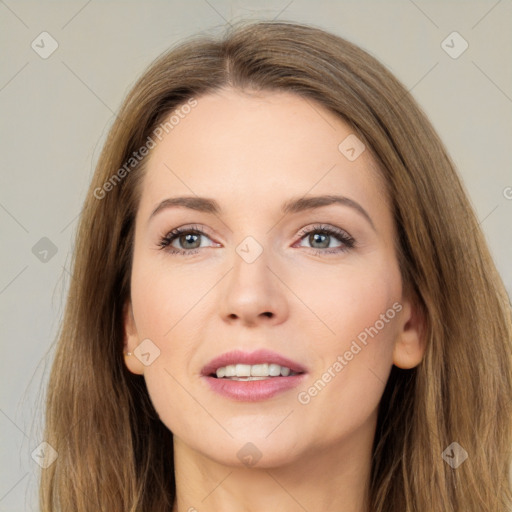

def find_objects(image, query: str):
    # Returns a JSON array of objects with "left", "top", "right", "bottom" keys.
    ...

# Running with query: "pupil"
[
  {"left": 182, "top": 233, "right": 200, "bottom": 249},
  {"left": 311, "top": 232, "right": 329, "bottom": 249}
]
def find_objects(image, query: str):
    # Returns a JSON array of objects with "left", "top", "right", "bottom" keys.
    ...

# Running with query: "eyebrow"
[{"left": 149, "top": 194, "right": 375, "bottom": 231}]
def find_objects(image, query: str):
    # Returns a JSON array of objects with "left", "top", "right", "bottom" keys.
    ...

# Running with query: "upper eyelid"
[
  {"left": 297, "top": 223, "right": 351, "bottom": 237},
  {"left": 161, "top": 223, "right": 349, "bottom": 237}
]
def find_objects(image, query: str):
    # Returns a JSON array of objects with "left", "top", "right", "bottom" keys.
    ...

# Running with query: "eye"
[
  {"left": 158, "top": 225, "right": 218, "bottom": 255},
  {"left": 158, "top": 223, "right": 356, "bottom": 256},
  {"left": 295, "top": 224, "right": 355, "bottom": 255}
]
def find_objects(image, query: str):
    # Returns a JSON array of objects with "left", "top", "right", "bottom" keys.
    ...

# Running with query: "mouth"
[
  {"left": 201, "top": 349, "right": 307, "bottom": 402},
  {"left": 201, "top": 348, "right": 307, "bottom": 378}
]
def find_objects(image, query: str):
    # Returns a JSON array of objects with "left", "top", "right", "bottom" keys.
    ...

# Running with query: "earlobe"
[
  {"left": 392, "top": 298, "right": 426, "bottom": 370},
  {"left": 123, "top": 301, "right": 145, "bottom": 375}
]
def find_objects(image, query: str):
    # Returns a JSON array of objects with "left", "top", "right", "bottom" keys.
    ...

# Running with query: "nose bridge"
[
  {"left": 219, "top": 232, "right": 287, "bottom": 324},
  {"left": 230, "top": 233, "right": 272, "bottom": 293},
  {"left": 235, "top": 234, "right": 267, "bottom": 266}
]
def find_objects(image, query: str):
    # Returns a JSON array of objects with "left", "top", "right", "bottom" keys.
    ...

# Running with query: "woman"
[{"left": 39, "top": 20, "right": 512, "bottom": 511}]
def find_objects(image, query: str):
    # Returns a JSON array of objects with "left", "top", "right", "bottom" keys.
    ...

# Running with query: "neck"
[{"left": 171, "top": 423, "right": 374, "bottom": 512}]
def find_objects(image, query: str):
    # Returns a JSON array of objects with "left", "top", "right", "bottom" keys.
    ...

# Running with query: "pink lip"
[
  {"left": 201, "top": 349, "right": 308, "bottom": 402},
  {"left": 203, "top": 375, "right": 306, "bottom": 402}
]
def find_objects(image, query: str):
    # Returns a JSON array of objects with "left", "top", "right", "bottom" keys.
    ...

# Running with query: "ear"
[
  {"left": 123, "top": 301, "right": 145, "bottom": 375},
  {"left": 393, "top": 298, "right": 426, "bottom": 369}
]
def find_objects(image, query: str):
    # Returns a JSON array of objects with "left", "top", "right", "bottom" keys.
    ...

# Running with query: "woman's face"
[{"left": 124, "top": 88, "right": 424, "bottom": 468}]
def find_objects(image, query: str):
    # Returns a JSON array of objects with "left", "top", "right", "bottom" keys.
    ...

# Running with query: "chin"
[{"left": 218, "top": 434, "right": 304, "bottom": 469}]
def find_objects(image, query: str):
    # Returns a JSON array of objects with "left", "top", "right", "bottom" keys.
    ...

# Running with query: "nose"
[{"left": 219, "top": 243, "right": 288, "bottom": 327}]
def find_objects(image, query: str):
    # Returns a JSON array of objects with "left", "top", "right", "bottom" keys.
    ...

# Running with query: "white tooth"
[
  {"left": 236, "top": 364, "right": 251, "bottom": 377},
  {"left": 251, "top": 363, "right": 269, "bottom": 377},
  {"left": 215, "top": 363, "right": 297, "bottom": 378},
  {"left": 230, "top": 376, "right": 268, "bottom": 381},
  {"left": 280, "top": 366, "right": 291, "bottom": 377},
  {"left": 225, "top": 365, "right": 236, "bottom": 377},
  {"left": 269, "top": 364, "right": 281, "bottom": 376}
]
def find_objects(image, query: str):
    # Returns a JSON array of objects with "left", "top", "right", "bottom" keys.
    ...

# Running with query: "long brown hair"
[{"left": 39, "top": 20, "right": 512, "bottom": 511}]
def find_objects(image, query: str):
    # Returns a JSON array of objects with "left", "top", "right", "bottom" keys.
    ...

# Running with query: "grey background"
[{"left": 1, "top": 1, "right": 511, "bottom": 510}]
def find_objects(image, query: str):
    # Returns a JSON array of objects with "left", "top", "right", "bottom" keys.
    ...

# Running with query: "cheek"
[
  {"left": 294, "top": 252, "right": 402, "bottom": 353},
  {"left": 130, "top": 251, "right": 216, "bottom": 339},
  {"left": 292, "top": 261, "right": 401, "bottom": 429},
  {"left": 128, "top": 256, "right": 218, "bottom": 433}
]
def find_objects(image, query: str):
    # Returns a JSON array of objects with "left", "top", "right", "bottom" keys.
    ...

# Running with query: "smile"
[{"left": 201, "top": 349, "right": 307, "bottom": 401}]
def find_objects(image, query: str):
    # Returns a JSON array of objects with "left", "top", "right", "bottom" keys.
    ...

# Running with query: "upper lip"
[{"left": 201, "top": 349, "right": 307, "bottom": 376}]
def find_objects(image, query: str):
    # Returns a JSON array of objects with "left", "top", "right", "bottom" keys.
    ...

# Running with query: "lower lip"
[{"left": 202, "top": 374, "right": 306, "bottom": 402}]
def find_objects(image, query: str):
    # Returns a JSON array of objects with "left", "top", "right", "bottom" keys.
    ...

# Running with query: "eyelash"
[{"left": 158, "top": 223, "right": 356, "bottom": 256}]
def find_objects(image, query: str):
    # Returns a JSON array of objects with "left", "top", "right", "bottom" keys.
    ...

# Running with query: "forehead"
[{"left": 139, "top": 88, "right": 388, "bottom": 218}]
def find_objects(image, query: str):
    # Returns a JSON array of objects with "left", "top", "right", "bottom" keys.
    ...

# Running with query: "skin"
[{"left": 123, "top": 88, "right": 425, "bottom": 512}]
